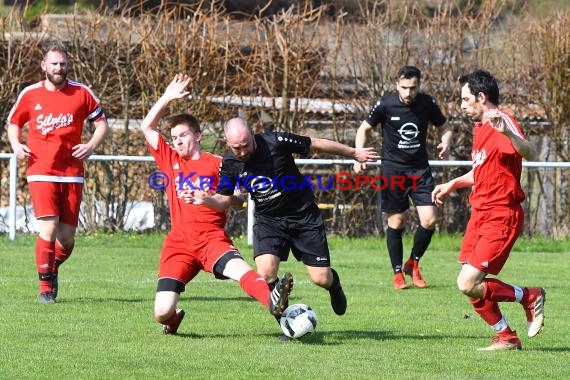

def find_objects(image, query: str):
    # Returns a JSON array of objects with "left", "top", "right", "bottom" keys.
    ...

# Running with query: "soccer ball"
[{"left": 279, "top": 304, "right": 318, "bottom": 339}]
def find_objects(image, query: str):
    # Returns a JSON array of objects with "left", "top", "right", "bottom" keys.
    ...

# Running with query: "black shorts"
[
  {"left": 253, "top": 203, "right": 331, "bottom": 267},
  {"left": 380, "top": 165, "right": 435, "bottom": 214}
]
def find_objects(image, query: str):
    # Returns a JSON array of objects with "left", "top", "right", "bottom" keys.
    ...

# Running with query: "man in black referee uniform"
[
  {"left": 354, "top": 65, "right": 452, "bottom": 290},
  {"left": 188, "top": 117, "right": 379, "bottom": 323}
]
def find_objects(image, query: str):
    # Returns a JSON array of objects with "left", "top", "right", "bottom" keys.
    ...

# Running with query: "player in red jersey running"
[
  {"left": 432, "top": 69, "right": 545, "bottom": 351},
  {"left": 7, "top": 43, "right": 110, "bottom": 304},
  {"left": 140, "top": 74, "right": 292, "bottom": 335}
]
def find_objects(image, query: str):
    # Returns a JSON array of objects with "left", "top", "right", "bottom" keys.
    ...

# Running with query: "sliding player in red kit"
[{"left": 140, "top": 74, "right": 292, "bottom": 335}]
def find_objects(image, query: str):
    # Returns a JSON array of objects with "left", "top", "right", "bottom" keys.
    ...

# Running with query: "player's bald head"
[
  {"left": 224, "top": 117, "right": 253, "bottom": 143},
  {"left": 224, "top": 117, "right": 256, "bottom": 161}
]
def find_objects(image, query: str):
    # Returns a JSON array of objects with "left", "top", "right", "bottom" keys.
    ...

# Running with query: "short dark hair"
[
  {"left": 397, "top": 65, "right": 421, "bottom": 81},
  {"left": 165, "top": 113, "right": 201, "bottom": 134},
  {"left": 43, "top": 42, "right": 68, "bottom": 60},
  {"left": 458, "top": 69, "right": 500, "bottom": 105}
]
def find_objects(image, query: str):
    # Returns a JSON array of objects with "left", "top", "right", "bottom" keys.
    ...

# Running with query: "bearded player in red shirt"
[
  {"left": 432, "top": 70, "right": 545, "bottom": 351},
  {"left": 140, "top": 74, "right": 293, "bottom": 335},
  {"left": 7, "top": 43, "right": 110, "bottom": 304}
]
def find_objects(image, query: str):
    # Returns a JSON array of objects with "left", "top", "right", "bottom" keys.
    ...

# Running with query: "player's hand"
[
  {"left": 182, "top": 188, "right": 213, "bottom": 205},
  {"left": 11, "top": 142, "right": 32, "bottom": 159},
  {"left": 484, "top": 109, "right": 507, "bottom": 134},
  {"left": 162, "top": 73, "right": 191, "bottom": 102},
  {"left": 432, "top": 182, "right": 453, "bottom": 207},
  {"left": 354, "top": 147, "right": 380, "bottom": 163},
  {"left": 437, "top": 141, "right": 451, "bottom": 159},
  {"left": 353, "top": 161, "right": 366, "bottom": 173},
  {"left": 71, "top": 143, "right": 94, "bottom": 160}
]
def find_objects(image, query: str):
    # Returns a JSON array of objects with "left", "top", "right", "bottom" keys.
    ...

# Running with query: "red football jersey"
[
  {"left": 7, "top": 80, "right": 103, "bottom": 181},
  {"left": 469, "top": 112, "right": 526, "bottom": 210},
  {"left": 148, "top": 135, "right": 227, "bottom": 228}
]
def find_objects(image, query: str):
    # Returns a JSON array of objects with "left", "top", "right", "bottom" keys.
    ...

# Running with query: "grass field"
[{"left": 0, "top": 233, "right": 568, "bottom": 379}]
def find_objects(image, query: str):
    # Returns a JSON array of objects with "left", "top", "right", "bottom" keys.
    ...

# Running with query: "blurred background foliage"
[{"left": 0, "top": 0, "right": 569, "bottom": 237}]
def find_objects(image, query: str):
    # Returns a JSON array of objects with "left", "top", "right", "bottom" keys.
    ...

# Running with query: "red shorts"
[
  {"left": 459, "top": 204, "right": 524, "bottom": 275},
  {"left": 158, "top": 224, "right": 238, "bottom": 284},
  {"left": 28, "top": 182, "right": 83, "bottom": 226}
]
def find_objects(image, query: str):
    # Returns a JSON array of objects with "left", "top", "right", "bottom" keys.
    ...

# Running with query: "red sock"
[
  {"left": 483, "top": 278, "right": 516, "bottom": 302},
  {"left": 36, "top": 237, "right": 55, "bottom": 294},
  {"left": 239, "top": 270, "right": 270, "bottom": 308},
  {"left": 469, "top": 297, "right": 502, "bottom": 326},
  {"left": 53, "top": 241, "right": 74, "bottom": 272}
]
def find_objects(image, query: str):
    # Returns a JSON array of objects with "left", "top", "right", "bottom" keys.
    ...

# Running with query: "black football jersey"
[
  {"left": 217, "top": 132, "right": 315, "bottom": 216},
  {"left": 365, "top": 92, "right": 446, "bottom": 168}
]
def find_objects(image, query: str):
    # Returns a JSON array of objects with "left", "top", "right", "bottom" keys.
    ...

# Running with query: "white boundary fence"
[{"left": 2, "top": 153, "right": 570, "bottom": 242}]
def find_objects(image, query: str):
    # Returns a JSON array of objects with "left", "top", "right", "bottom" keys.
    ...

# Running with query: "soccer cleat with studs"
[
  {"left": 38, "top": 291, "right": 56, "bottom": 304},
  {"left": 403, "top": 258, "right": 427, "bottom": 288},
  {"left": 523, "top": 287, "right": 546, "bottom": 338},
  {"left": 269, "top": 272, "right": 294, "bottom": 318},
  {"left": 477, "top": 332, "right": 522, "bottom": 351},
  {"left": 393, "top": 272, "right": 409, "bottom": 289},
  {"left": 163, "top": 309, "right": 185, "bottom": 335}
]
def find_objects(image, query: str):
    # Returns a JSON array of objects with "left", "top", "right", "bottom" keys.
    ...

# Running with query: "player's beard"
[{"left": 46, "top": 70, "right": 67, "bottom": 86}]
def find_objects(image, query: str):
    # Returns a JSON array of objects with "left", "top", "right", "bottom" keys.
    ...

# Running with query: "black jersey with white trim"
[
  {"left": 217, "top": 131, "right": 315, "bottom": 216},
  {"left": 365, "top": 92, "right": 446, "bottom": 169}
]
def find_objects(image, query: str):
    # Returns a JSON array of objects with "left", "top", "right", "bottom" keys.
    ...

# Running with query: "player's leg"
[
  {"left": 457, "top": 264, "right": 521, "bottom": 351},
  {"left": 51, "top": 183, "right": 82, "bottom": 299},
  {"left": 404, "top": 167, "right": 438, "bottom": 287},
  {"left": 458, "top": 208, "right": 532, "bottom": 350},
  {"left": 305, "top": 265, "right": 346, "bottom": 316},
  {"left": 386, "top": 212, "right": 408, "bottom": 289},
  {"left": 403, "top": 205, "right": 436, "bottom": 288},
  {"left": 155, "top": 279, "right": 185, "bottom": 335},
  {"left": 252, "top": 213, "right": 290, "bottom": 285},
  {"left": 29, "top": 182, "right": 61, "bottom": 303},
  {"left": 471, "top": 206, "right": 545, "bottom": 339},
  {"left": 35, "top": 217, "right": 58, "bottom": 304},
  {"left": 291, "top": 204, "right": 346, "bottom": 316},
  {"left": 216, "top": 253, "right": 293, "bottom": 317},
  {"left": 154, "top": 230, "right": 196, "bottom": 335}
]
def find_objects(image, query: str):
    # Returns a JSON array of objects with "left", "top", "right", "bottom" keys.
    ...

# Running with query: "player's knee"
[
  {"left": 154, "top": 303, "right": 176, "bottom": 323},
  {"left": 457, "top": 277, "right": 476, "bottom": 296},
  {"left": 308, "top": 269, "right": 330, "bottom": 288}
]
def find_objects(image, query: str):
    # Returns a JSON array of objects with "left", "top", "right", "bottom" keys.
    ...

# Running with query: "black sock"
[
  {"left": 328, "top": 268, "right": 342, "bottom": 291},
  {"left": 386, "top": 227, "right": 404, "bottom": 273},
  {"left": 410, "top": 225, "right": 435, "bottom": 261}
]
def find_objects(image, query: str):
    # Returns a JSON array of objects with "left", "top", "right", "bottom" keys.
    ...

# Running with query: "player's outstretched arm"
[
  {"left": 140, "top": 74, "right": 191, "bottom": 149},
  {"left": 310, "top": 137, "right": 379, "bottom": 163}
]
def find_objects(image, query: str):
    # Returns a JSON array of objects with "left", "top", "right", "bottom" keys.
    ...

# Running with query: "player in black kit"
[
  {"left": 188, "top": 117, "right": 379, "bottom": 320},
  {"left": 354, "top": 66, "right": 452, "bottom": 290}
]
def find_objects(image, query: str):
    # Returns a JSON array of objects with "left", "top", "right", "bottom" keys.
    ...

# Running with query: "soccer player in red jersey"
[
  {"left": 432, "top": 70, "right": 545, "bottom": 351},
  {"left": 7, "top": 43, "right": 110, "bottom": 304},
  {"left": 140, "top": 74, "right": 292, "bottom": 335}
]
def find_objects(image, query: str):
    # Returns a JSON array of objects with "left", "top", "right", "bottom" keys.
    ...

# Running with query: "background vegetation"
[{"left": 0, "top": 0, "right": 569, "bottom": 237}]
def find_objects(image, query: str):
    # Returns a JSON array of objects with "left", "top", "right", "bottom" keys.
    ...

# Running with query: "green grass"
[{"left": 0, "top": 233, "right": 568, "bottom": 379}]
